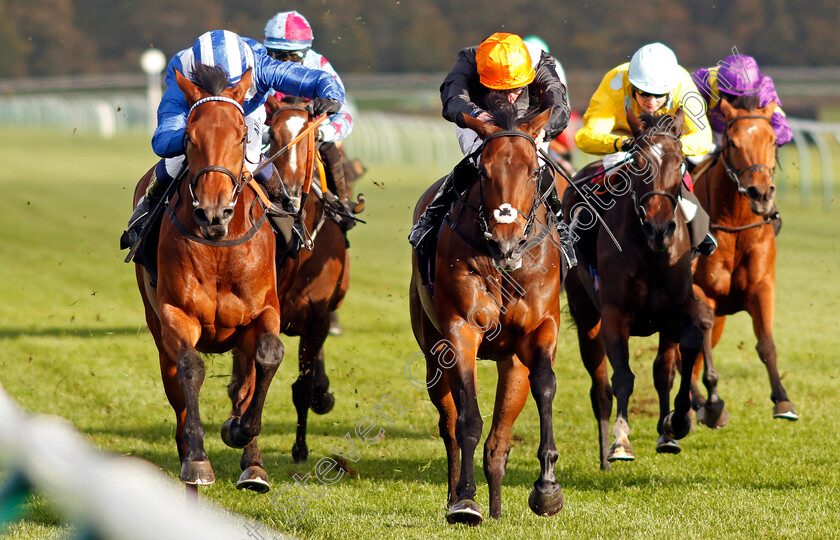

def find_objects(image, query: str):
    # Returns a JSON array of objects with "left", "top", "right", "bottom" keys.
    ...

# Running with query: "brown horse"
[
  {"left": 265, "top": 96, "right": 350, "bottom": 463},
  {"left": 132, "top": 65, "right": 283, "bottom": 491},
  {"left": 410, "top": 105, "right": 567, "bottom": 525},
  {"left": 563, "top": 109, "right": 699, "bottom": 470},
  {"left": 688, "top": 97, "right": 797, "bottom": 425}
]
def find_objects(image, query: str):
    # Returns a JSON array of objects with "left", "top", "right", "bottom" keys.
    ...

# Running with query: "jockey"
[
  {"left": 574, "top": 42, "right": 717, "bottom": 256},
  {"left": 691, "top": 53, "right": 792, "bottom": 147},
  {"left": 121, "top": 29, "right": 344, "bottom": 249},
  {"left": 263, "top": 10, "right": 356, "bottom": 230},
  {"left": 408, "top": 32, "right": 571, "bottom": 253}
]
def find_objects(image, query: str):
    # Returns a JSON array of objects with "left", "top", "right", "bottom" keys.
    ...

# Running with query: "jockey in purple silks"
[
  {"left": 692, "top": 54, "right": 792, "bottom": 147},
  {"left": 691, "top": 53, "right": 788, "bottom": 235}
]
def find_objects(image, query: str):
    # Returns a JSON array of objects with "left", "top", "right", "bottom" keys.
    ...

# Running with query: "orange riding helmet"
[{"left": 476, "top": 33, "right": 536, "bottom": 90}]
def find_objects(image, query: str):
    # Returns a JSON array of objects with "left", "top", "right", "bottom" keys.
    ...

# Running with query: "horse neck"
[{"left": 706, "top": 155, "right": 756, "bottom": 225}]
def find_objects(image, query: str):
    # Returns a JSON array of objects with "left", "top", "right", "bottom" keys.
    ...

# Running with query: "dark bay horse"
[
  {"left": 132, "top": 65, "right": 283, "bottom": 491},
  {"left": 689, "top": 97, "right": 797, "bottom": 425},
  {"left": 563, "top": 109, "right": 699, "bottom": 470},
  {"left": 410, "top": 105, "right": 566, "bottom": 524},
  {"left": 265, "top": 96, "right": 350, "bottom": 463}
]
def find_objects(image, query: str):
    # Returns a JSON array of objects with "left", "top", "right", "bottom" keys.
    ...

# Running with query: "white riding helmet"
[{"left": 628, "top": 43, "right": 679, "bottom": 95}]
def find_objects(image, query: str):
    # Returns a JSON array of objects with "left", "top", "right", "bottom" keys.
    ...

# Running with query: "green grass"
[{"left": 1, "top": 127, "right": 839, "bottom": 538}]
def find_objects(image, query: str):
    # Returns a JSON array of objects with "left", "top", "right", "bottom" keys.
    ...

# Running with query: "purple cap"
[{"left": 717, "top": 55, "right": 762, "bottom": 96}]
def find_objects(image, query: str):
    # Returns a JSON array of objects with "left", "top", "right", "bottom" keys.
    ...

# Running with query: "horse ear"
[
  {"left": 461, "top": 112, "right": 501, "bottom": 140},
  {"left": 672, "top": 108, "right": 685, "bottom": 137},
  {"left": 719, "top": 97, "right": 734, "bottom": 120},
  {"left": 522, "top": 106, "right": 554, "bottom": 138},
  {"left": 175, "top": 69, "right": 202, "bottom": 105},
  {"left": 759, "top": 101, "right": 777, "bottom": 118},
  {"left": 229, "top": 68, "right": 252, "bottom": 104},
  {"left": 626, "top": 106, "right": 644, "bottom": 138},
  {"left": 265, "top": 93, "right": 280, "bottom": 115}
]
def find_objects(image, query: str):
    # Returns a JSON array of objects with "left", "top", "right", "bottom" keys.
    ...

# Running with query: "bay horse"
[
  {"left": 132, "top": 65, "right": 283, "bottom": 491},
  {"left": 264, "top": 95, "right": 350, "bottom": 463},
  {"left": 410, "top": 104, "right": 566, "bottom": 524},
  {"left": 563, "top": 109, "right": 699, "bottom": 470},
  {"left": 688, "top": 97, "right": 797, "bottom": 425}
]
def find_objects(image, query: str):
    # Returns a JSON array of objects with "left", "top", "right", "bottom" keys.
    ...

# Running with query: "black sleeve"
[
  {"left": 440, "top": 47, "right": 482, "bottom": 128},
  {"left": 531, "top": 52, "right": 570, "bottom": 141}
]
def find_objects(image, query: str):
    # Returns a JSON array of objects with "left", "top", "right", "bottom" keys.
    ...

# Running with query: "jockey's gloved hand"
[
  {"left": 306, "top": 98, "right": 341, "bottom": 117},
  {"left": 620, "top": 137, "right": 634, "bottom": 151}
]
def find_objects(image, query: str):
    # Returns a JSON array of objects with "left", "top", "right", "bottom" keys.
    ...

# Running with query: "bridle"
[
  {"left": 720, "top": 114, "right": 776, "bottom": 196},
  {"left": 471, "top": 130, "right": 547, "bottom": 242},
  {"left": 626, "top": 139, "right": 683, "bottom": 231},
  {"left": 185, "top": 96, "right": 247, "bottom": 209}
]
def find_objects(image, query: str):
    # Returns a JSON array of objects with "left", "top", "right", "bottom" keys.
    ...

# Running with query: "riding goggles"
[
  {"left": 633, "top": 87, "right": 668, "bottom": 99},
  {"left": 268, "top": 48, "right": 309, "bottom": 63}
]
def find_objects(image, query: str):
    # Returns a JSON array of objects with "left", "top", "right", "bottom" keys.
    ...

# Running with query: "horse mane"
[
  {"left": 720, "top": 92, "right": 760, "bottom": 111},
  {"left": 486, "top": 99, "right": 539, "bottom": 131},
  {"left": 280, "top": 95, "right": 308, "bottom": 106},
  {"left": 189, "top": 63, "right": 230, "bottom": 96}
]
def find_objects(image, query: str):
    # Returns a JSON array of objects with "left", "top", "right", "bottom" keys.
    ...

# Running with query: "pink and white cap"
[{"left": 263, "top": 11, "right": 314, "bottom": 51}]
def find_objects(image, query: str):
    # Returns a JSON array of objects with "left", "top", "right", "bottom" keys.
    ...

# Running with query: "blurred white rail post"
[
  {"left": 0, "top": 384, "right": 291, "bottom": 540},
  {"left": 140, "top": 48, "right": 166, "bottom": 134}
]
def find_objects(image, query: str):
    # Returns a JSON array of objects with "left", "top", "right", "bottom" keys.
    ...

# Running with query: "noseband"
[
  {"left": 626, "top": 148, "right": 682, "bottom": 229},
  {"left": 721, "top": 114, "right": 776, "bottom": 196},
  {"left": 186, "top": 96, "right": 247, "bottom": 208}
]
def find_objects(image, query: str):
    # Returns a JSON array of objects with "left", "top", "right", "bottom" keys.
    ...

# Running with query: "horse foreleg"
[
  {"left": 695, "top": 299, "right": 728, "bottom": 428},
  {"left": 747, "top": 280, "right": 798, "bottom": 420},
  {"left": 426, "top": 357, "right": 460, "bottom": 508},
  {"left": 520, "top": 322, "right": 564, "bottom": 518},
  {"left": 222, "top": 331, "right": 284, "bottom": 450},
  {"left": 483, "top": 356, "right": 530, "bottom": 519},
  {"left": 664, "top": 307, "right": 703, "bottom": 441},
  {"left": 291, "top": 319, "right": 331, "bottom": 463},
  {"left": 578, "top": 321, "right": 612, "bottom": 471},
  {"left": 443, "top": 323, "right": 484, "bottom": 526},
  {"left": 226, "top": 349, "right": 269, "bottom": 492},
  {"left": 175, "top": 347, "right": 214, "bottom": 485},
  {"left": 601, "top": 306, "right": 635, "bottom": 463},
  {"left": 653, "top": 336, "right": 680, "bottom": 454}
]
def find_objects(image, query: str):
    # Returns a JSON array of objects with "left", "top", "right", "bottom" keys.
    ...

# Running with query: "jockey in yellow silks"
[{"left": 573, "top": 42, "right": 717, "bottom": 257}]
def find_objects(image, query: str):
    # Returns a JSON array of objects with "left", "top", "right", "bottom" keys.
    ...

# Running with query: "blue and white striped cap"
[{"left": 190, "top": 30, "right": 253, "bottom": 84}]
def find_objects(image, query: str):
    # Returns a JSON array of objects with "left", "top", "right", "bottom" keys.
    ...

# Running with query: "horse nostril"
[
  {"left": 666, "top": 221, "right": 676, "bottom": 237},
  {"left": 223, "top": 208, "right": 234, "bottom": 220},
  {"left": 767, "top": 184, "right": 776, "bottom": 201},
  {"left": 642, "top": 222, "right": 655, "bottom": 238},
  {"left": 193, "top": 208, "right": 208, "bottom": 225},
  {"left": 746, "top": 186, "right": 761, "bottom": 201}
]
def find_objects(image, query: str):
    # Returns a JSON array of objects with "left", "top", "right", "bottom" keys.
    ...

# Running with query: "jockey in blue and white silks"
[{"left": 121, "top": 29, "right": 344, "bottom": 250}]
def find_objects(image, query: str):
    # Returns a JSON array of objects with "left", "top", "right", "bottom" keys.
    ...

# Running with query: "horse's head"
[
  {"left": 626, "top": 108, "right": 685, "bottom": 252},
  {"left": 176, "top": 64, "right": 251, "bottom": 240},
  {"left": 720, "top": 98, "right": 778, "bottom": 216},
  {"left": 266, "top": 95, "right": 311, "bottom": 210},
  {"left": 461, "top": 105, "right": 553, "bottom": 271}
]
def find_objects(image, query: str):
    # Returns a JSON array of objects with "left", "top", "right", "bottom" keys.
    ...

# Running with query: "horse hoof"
[
  {"left": 292, "top": 442, "right": 309, "bottom": 464},
  {"left": 607, "top": 442, "right": 635, "bottom": 462},
  {"left": 311, "top": 391, "right": 335, "bottom": 415},
  {"left": 655, "top": 434, "right": 681, "bottom": 454},
  {"left": 697, "top": 402, "right": 729, "bottom": 429},
  {"left": 773, "top": 401, "right": 799, "bottom": 421},
  {"left": 445, "top": 499, "right": 483, "bottom": 526},
  {"left": 528, "top": 483, "right": 564, "bottom": 516},
  {"left": 236, "top": 466, "right": 270, "bottom": 493},
  {"left": 663, "top": 411, "right": 691, "bottom": 440},
  {"left": 221, "top": 417, "right": 252, "bottom": 449},
  {"left": 180, "top": 460, "right": 215, "bottom": 485}
]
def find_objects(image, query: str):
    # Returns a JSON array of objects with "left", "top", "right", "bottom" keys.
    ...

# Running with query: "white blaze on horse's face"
[
  {"left": 493, "top": 203, "right": 517, "bottom": 225},
  {"left": 285, "top": 116, "right": 306, "bottom": 174}
]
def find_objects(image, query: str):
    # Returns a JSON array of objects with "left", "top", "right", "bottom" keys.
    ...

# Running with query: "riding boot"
[
  {"left": 252, "top": 161, "right": 298, "bottom": 248},
  {"left": 321, "top": 143, "right": 356, "bottom": 232},
  {"left": 541, "top": 172, "right": 577, "bottom": 268},
  {"left": 408, "top": 171, "right": 458, "bottom": 253},
  {"left": 769, "top": 204, "right": 782, "bottom": 236},
  {"left": 680, "top": 184, "right": 717, "bottom": 257},
  {"left": 120, "top": 162, "right": 172, "bottom": 250}
]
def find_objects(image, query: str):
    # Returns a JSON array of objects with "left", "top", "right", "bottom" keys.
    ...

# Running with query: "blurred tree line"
[{"left": 1, "top": 0, "right": 838, "bottom": 78}]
